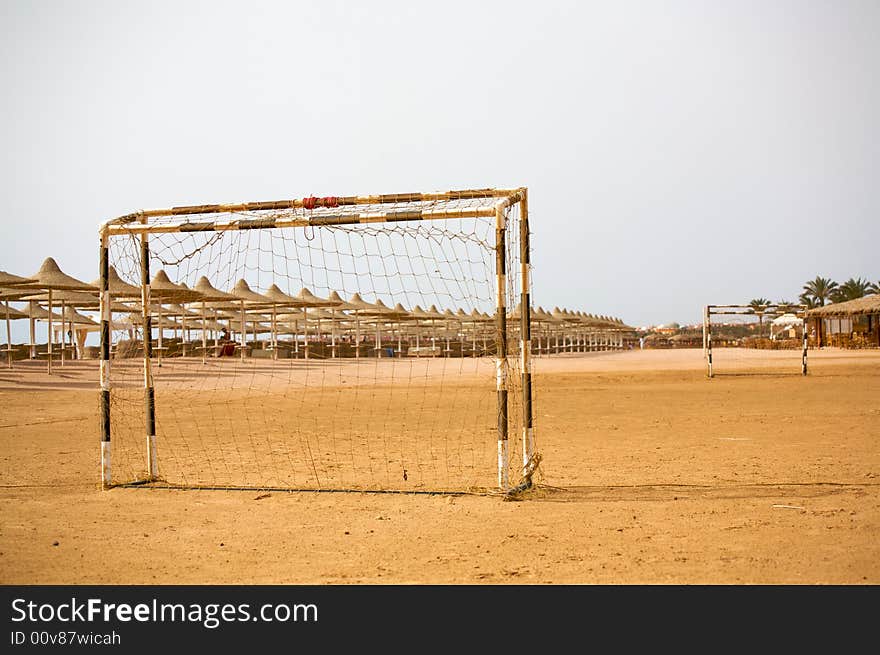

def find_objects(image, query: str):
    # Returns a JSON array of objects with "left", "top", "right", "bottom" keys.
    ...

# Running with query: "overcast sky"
[{"left": 1, "top": 0, "right": 878, "bottom": 331}]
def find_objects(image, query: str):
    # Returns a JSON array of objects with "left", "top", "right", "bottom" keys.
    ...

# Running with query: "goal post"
[
  {"left": 98, "top": 188, "right": 537, "bottom": 494},
  {"left": 704, "top": 304, "right": 808, "bottom": 378}
]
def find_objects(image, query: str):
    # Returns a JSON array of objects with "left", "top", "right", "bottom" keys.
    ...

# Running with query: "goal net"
[
  {"left": 703, "top": 304, "right": 808, "bottom": 377},
  {"left": 97, "top": 189, "right": 537, "bottom": 494}
]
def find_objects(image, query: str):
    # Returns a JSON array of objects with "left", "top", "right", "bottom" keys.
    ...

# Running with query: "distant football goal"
[
  {"left": 97, "top": 188, "right": 538, "bottom": 494},
  {"left": 703, "top": 304, "right": 808, "bottom": 378}
]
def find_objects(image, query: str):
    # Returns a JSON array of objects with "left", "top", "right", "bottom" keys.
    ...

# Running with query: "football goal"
[
  {"left": 703, "top": 304, "right": 808, "bottom": 378},
  {"left": 97, "top": 188, "right": 538, "bottom": 494}
]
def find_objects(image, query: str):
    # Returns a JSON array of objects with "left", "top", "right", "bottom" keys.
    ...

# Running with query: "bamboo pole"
[
  {"left": 330, "top": 308, "right": 336, "bottom": 358},
  {"left": 107, "top": 208, "right": 499, "bottom": 237},
  {"left": 46, "top": 288, "right": 53, "bottom": 375},
  {"left": 706, "top": 311, "right": 713, "bottom": 379},
  {"left": 519, "top": 190, "right": 534, "bottom": 479},
  {"left": 272, "top": 305, "right": 278, "bottom": 361},
  {"left": 201, "top": 300, "right": 207, "bottom": 364},
  {"left": 99, "top": 233, "right": 112, "bottom": 489},
  {"left": 239, "top": 300, "right": 246, "bottom": 362},
  {"left": 103, "top": 189, "right": 524, "bottom": 232},
  {"left": 5, "top": 302, "right": 11, "bottom": 368},
  {"left": 304, "top": 313, "right": 309, "bottom": 361},
  {"left": 802, "top": 317, "right": 808, "bottom": 376},
  {"left": 28, "top": 301, "right": 35, "bottom": 359},
  {"left": 495, "top": 204, "right": 509, "bottom": 490},
  {"left": 60, "top": 300, "right": 65, "bottom": 366},
  {"left": 140, "top": 233, "right": 157, "bottom": 481}
]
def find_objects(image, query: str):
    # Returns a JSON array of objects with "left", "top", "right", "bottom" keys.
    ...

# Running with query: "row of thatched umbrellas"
[{"left": 1, "top": 258, "right": 631, "bottom": 373}]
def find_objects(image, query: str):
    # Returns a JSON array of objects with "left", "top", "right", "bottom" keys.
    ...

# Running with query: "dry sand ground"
[{"left": 0, "top": 347, "right": 878, "bottom": 584}]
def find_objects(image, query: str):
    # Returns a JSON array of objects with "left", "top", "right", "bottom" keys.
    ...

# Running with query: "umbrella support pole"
[
  {"left": 60, "top": 300, "right": 66, "bottom": 366},
  {"left": 4, "top": 302, "right": 11, "bottom": 369},
  {"left": 272, "top": 306, "right": 278, "bottom": 361},
  {"left": 240, "top": 301, "right": 246, "bottom": 362},
  {"left": 47, "top": 289, "right": 53, "bottom": 374},
  {"left": 201, "top": 301, "right": 207, "bottom": 364},
  {"left": 330, "top": 309, "right": 336, "bottom": 358},
  {"left": 29, "top": 301, "right": 36, "bottom": 359},
  {"left": 304, "top": 316, "right": 309, "bottom": 361}
]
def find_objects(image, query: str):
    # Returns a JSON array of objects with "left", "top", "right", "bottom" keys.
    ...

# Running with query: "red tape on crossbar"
[{"left": 303, "top": 196, "right": 338, "bottom": 210}]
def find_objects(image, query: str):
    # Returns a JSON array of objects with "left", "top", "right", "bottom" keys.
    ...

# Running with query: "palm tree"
[
  {"left": 798, "top": 292, "right": 817, "bottom": 310},
  {"left": 831, "top": 277, "right": 872, "bottom": 303},
  {"left": 777, "top": 299, "right": 797, "bottom": 312},
  {"left": 748, "top": 298, "right": 771, "bottom": 336},
  {"left": 869, "top": 280, "right": 880, "bottom": 295},
  {"left": 802, "top": 276, "right": 837, "bottom": 307}
]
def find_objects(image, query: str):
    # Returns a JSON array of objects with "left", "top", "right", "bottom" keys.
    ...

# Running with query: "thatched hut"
[{"left": 806, "top": 295, "right": 880, "bottom": 348}]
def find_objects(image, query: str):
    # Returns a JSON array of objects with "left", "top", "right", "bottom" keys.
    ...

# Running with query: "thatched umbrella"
[
  {"left": 149, "top": 270, "right": 202, "bottom": 365},
  {"left": 1, "top": 301, "right": 29, "bottom": 367},
  {"left": 424, "top": 305, "right": 447, "bottom": 355},
  {"left": 88, "top": 266, "right": 142, "bottom": 301},
  {"left": 453, "top": 308, "right": 474, "bottom": 356},
  {"left": 0, "top": 286, "right": 42, "bottom": 364},
  {"left": 302, "top": 307, "right": 345, "bottom": 358},
  {"left": 191, "top": 276, "right": 239, "bottom": 361},
  {"left": 346, "top": 293, "right": 390, "bottom": 358},
  {"left": 365, "top": 299, "right": 399, "bottom": 357},
  {"left": 532, "top": 307, "right": 560, "bottom": 354},
  {"left": 0, "top": 271, "right": 36, "bottom": 287},
  {"left": 325, "top": 291, "right": 360, "bottom": 358},
  {"left": 388, "top": 302, "right": 414, "bottom": 356},
  {"left": 84, "top": 264, "right": 144, "bottom": 351},
  {"left": 1, "top": 273, "right": 37, "bottom": 368},
  {"left": 287, "top": 289, "right": 341, "bottom": 360},
  {"left": 226, "top": 279, "right": 276, "bottom": 361},
  {"left": 16, "top": 289, "right": 139, "bottom": 364},
  {"left": 262, "top": 285, "right": 310, "bottom": 359},
  {"left": 26, "top": 258, "right": 96, "bottom": 373},
  {"left": 439, "top": 309, "right": 458, "bottom": 356},
  {"left": 408, "top": 305, "right": 432, "bottom": 353},
  {"left": 466, "top": 308, "right": 493, "bottom": 356}
]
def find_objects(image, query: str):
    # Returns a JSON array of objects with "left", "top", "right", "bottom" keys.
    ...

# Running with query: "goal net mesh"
[{"left": 104, "top": 194, "right": 532, "bottom": 493}]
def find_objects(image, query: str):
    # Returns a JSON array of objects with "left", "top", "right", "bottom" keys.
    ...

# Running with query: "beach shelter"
[
  {"left": 26, "top": 258, "right": 96, "bottom": 373},
  {"left": 1, "top": 272, "right": 38, "bottom": 368},
  {"left": 287, "top": 289, "right": 341, "bottom": 360},
  {"left": 148, "top": 270, "right": 203, "bottom": 364},
  {"left": 362, "top": 299, "right": 399, "bottom": 357},
  {"left": 16, "top": 289, "right": 141, "bottom": 364},
  {"left": 1, "top": 301, "right": 29, "bottom": 367},
  {"left": 345, "top": 293, "right": 390, "bottom": 358},
  {"left": 88, "top": 266, "right": 142, "bottom": 301},
  {"left": 260, "top": 285, "right": 310, "bottom": 358},
  {"left": 226, "top": 279, "right": 276, "bottom": 360},
  {"left": 388, "top": 302, "right": 415, "bottom": 356},
  {"left": 189, "top": 276, "right": 241, "bottom": 360}
]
